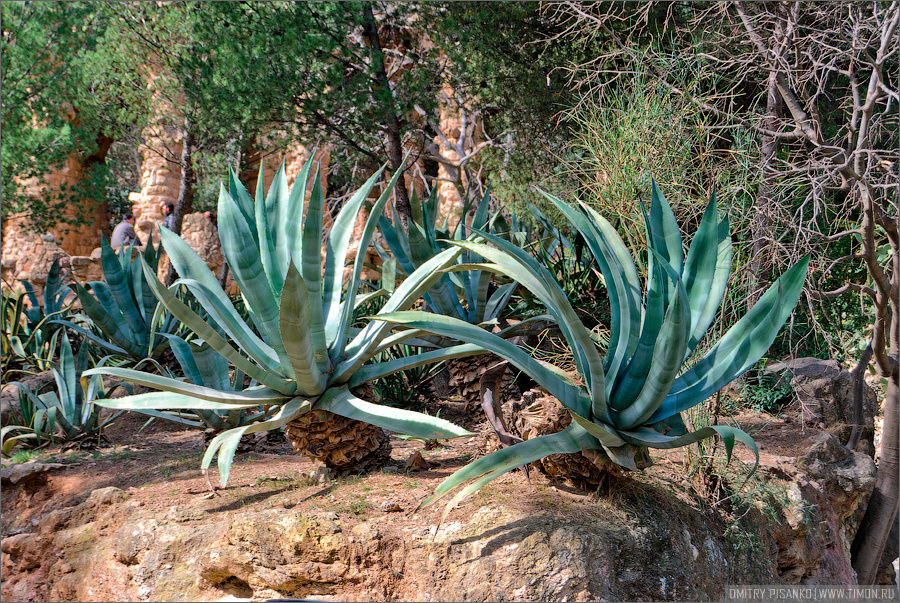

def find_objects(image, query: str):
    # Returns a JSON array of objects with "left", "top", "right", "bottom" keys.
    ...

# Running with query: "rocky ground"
[{"left": 0, "top": 359, "right": 894, "bottom": 601}]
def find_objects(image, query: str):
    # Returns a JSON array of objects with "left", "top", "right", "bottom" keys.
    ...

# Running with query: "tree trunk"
[
  {"left": 852, "top": 375, "right": 899, "bottom": 583},
  {"left": 362, "top": 2, "right": 412, "bottom": 231},
  {"left": 165, "top": 122, "right": 196, "bottom": 286},
  {"left": 749, "top": 40, "right": 783, "bottom": 302}
]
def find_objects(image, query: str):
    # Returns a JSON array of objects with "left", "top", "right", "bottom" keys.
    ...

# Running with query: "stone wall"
[
  {"left": 129, "top": 124, "right": 184, "bottom": 246},
  {"left": 0, "top": 227, "right": 103, "bottom": 298},
  {"left": 2, "top": 150, "right": 110, "bottom": 293}
]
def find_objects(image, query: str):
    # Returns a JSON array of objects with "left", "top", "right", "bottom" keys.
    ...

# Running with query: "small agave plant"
[
  {"left": 379, "top": 188, "right": 521, "bottom": 412},
  {"left": 378, "top": 182, "right": 809, "bottom": 517},
  {"left": 379, "top": 188, "right": 518, "bottom": 326},
  {"left": 62, "top": 238, "right": 177, "bottom": 361},
  {"left": 130, "top": 334, "right": 268, "bottom": 432},
  {"left": 2, "top": 334, "right": 125, "bottom": 455},
  {"left": 89, "top": 157, "right": 474, "bottom": 483}
]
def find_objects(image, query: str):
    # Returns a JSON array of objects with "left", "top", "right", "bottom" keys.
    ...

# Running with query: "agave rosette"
[
  {"left": 378, "top": 182, "right": 809, "bottom": 515},
  {"left": 378, "top": 187, "right": 518, "bottom": 327},
  {"left": 88, "top": 158, "right": 475, "bottom": 484}
]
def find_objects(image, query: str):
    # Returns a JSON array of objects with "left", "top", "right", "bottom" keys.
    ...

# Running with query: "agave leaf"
[
  {"left": 158, "top": 226, "right": 278, "bottom": 364},
  {"left": 448, "top": 237, "right": 606, "bottom": 419},
  {"left": 609, "top": 252, "right": 669, "bottom": 409},
  {"left": 42, "top": 257, "right": 63, "bottom": 312},
  {"left": 218, "top": 183, "right": 284, "bottom": 355},
  {"left": 131, "top": 252, "right": 155, "bottom": 323},
  {"left": 203, "top": 397, "right": 313, "bottom": 485},
  {"left": 375, "top": 311, "right": 590, "bottom": 417},
  {"left": 649, "top": 257, "right": 809, "bottom": 423},
  {"left": 279, "top": 152, "right": 315, "bottom": 276},
  {"left": 316, "top": 387, "right": 471, "bottom": 439},
  {"left": 541, "top": 192, "right": 642, "bottom": 387},
  {"left": 94, "top": 391, "right": 264, "bottom": 411},
  {"left": 300, "top": 167, "right": 328, "bottom": 370},
  {"left": 331, "top": 164, "right": 406, "bottom": 353},
  {"left": 83, "top": 367, "right": 290, "bottom": 405},
  {"left": 127, "top": 409, "right": 208, "bottom": 428},
  {"left": 72, "top": 283, "right": 135, "bottom": 355},
  {"left": 611, "top": 251, "right": 691, "bottom": 428},
  {"left": 258, "top": 163, "right": 288, "bottom": 294},
  {"left": 612, "top": 258, "right": 690, "bottom": 429},
  {"left": 279, "top": 264, "right": 327, "bottom": 396},
  {"left": 483, "top": 282, "right": 517, "bottom": 323},
  {"left": 567, "top": 411, "right": 626, "bottom": 447},
  {"left": 99, "top": 237, "right": 145, "bottom": 341},
  {"left": 348, "top": 343, "right": 486, "bottom": 387},
  {"left": 140, "top": 258, "right": 293, "bottom": 392},
  {"left": 162, "top": 334, "right": 209, "bottom": 388},
  {"left": 647, "top": 180, "right": 684, "bottom": 274},
  {"left": 337, "top": 247, "right": 463, "bottom": 379},
  {"left": 422, "top": 423, "right": 596, "bottom": 522},
  {"left": 227, "top": 169, "right": 258, "bottom": 246},
  {"left": 58, "top": 334, "right": 75, "bottom": 410},
  {"left": 48, "top": 318, "right": 130, "bottom": 356},
  {"left": 682, "top": 191, "right": 732, "bottom": 358},
  {"left": 188, "top": 340, "right": 232, "bottom": 392},
  {"left": 621, "top": 424, "right": 758, "bottom": 470},
  {"left": 171, "top": 277, "right": 280, "bottom": 372}
]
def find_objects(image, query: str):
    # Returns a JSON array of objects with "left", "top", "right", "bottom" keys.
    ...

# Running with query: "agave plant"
[
  {"left": 379, "top": 188, "right": 517, "bottom": 326},
  {"left": 377, "top": 182, "right": 808, "bottom": 516},
  {"left": 61, "top": 238, "right": 177, "bottom": 361},
  {"left": 88, "top": 158, "right": 475, "bottom": 483},
  {"left": 379, "top": 188, "right": 521, "bottom": 412},
  {"left": 1, "top": 288, "right": 65, "bottom": 378},
  {"left": 20, "top": 257, "right": 75, "bottom": 328},
  {"left": 1, "top": 334, "right": 125, "bottom": 456}
]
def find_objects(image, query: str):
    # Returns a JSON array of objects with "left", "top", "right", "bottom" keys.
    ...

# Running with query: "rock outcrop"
[
  {"left": 765, "top": 358, "right": 877, "bottom": 456},
  {"left": 765, "top": 432, "right": 877, "bottom": 584},
  {"left": 2, "top": 483, "right": 778, "bottom": 601}
]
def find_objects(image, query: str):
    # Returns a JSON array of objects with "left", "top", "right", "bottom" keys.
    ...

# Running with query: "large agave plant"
[
  {"left": 89, "top": 158, "right": 473, "bottom": 483},
  {"left": 378, "top": 183, "right": 809, "bottom": 515}
]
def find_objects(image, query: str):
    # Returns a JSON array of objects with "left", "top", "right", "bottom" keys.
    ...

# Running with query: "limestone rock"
[
  {"left": 769, "top": 432, "right": 877, "bottom": 584},
  {"left": 0, "top": 462, "right": 66, "bottom": 486},
  {"left": 1, "top": 490, "right": 777, "bottom": 601},
  {"left": 765, "top": 358, "right": 877, "bottom": 456}
]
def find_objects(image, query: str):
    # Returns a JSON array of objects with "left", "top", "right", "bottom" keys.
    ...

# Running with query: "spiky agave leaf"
[{"left": 60, "top": 236, "right": 175, "bottom": 360}]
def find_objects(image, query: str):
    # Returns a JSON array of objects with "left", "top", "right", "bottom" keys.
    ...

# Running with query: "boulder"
[
  {"left": 2, "top": 489, "right": 779, "bottom": 601},
  {"left": 768, "top": 432, "right": 877, "bottom": 584},
  {"left": 765, "top": 358, "right": 876, "bottom": 456}
]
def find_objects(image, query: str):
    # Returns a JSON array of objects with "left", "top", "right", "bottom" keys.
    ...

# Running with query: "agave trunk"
[
  {"left": 284, "top": 385, "right": 391, "bottom": 473},
  {"left": 448, "top": 354, "right": 518, "bottom": 414},
  {"left": 478, "top": 388, "right": 641, "bottom": 488},
  {"left": 285, "top": 410, "right": 391, "bottom": 473}
]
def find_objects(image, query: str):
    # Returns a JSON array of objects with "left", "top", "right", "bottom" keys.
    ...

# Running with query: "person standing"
[
  {"left": 110, "top": 214, "right": 140, "bottom": 249},
  {"left": 160, "top": 202, "right": 176, "bottom": 230}
]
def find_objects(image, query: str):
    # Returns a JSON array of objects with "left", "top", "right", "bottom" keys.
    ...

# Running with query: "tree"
[
  {"left": 1, "top": 2, "right": 116, "bottom": 232},
  {"left": 181, "top": 2, "right": 447, "bottom": 227}
]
